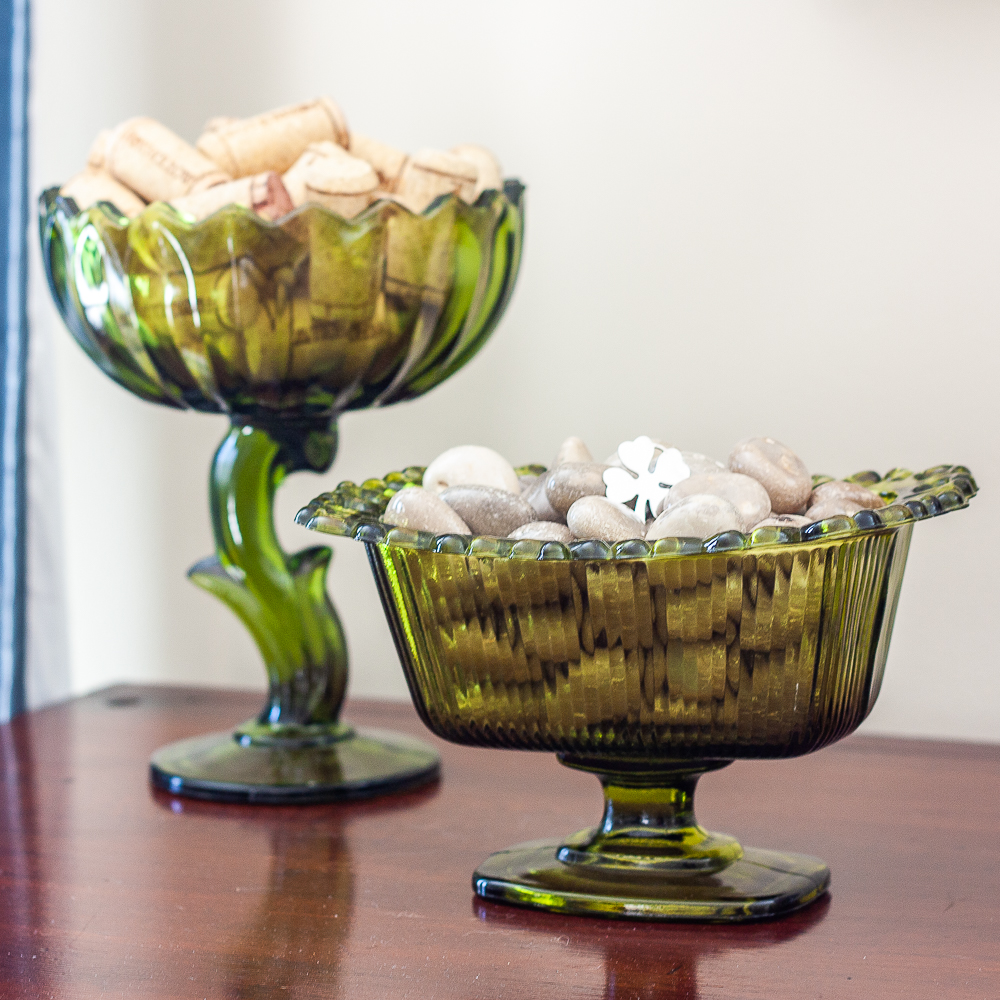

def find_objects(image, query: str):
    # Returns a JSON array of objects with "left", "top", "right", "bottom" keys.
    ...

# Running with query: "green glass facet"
[
  {"left": 39, "top": 183, "right": 525, "bottom": 802},
  {"left": 301, "top": 462, "right": 976, "bottom": 917}
]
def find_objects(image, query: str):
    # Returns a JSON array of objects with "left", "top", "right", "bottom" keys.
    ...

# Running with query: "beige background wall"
[{"left": 28, "top": 1, "right": 998, "bottom": 740}]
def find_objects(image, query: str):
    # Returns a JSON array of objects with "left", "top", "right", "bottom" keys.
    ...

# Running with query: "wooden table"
[{"left": 0, "top": 686, "right": 996, "bottom": 999}]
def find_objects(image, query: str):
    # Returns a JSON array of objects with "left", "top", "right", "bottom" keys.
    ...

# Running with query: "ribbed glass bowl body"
[
  {"left": 299, "top": 461, "right": 977, "bottom": 761},
  {"left": 38, "top": 181, "right": 524, "bottom": 419},
  {"left": 367, "top": 526, "right": 912, "bottom": 759}
]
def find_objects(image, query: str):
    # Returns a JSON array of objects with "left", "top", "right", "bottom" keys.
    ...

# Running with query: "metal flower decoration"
[{"left": 603, "top": 436, "right": 691, "bottom": 519}]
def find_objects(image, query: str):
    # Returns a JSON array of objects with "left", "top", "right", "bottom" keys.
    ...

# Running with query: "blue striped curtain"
[{"left": 0, "top": 0, "right": 30, "bottom": 722}]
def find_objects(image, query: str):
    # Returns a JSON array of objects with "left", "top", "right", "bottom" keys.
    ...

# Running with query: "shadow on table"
[{"left": 473, "top": 892, "right": 830, "bottom": 1000}]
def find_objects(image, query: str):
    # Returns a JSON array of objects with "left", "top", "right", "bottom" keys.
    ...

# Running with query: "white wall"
[{"left": 29, "top": 1, "right": 999, "bottom": 741}]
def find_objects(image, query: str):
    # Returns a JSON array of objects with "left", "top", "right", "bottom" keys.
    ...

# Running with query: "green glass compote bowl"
[
  {"left": 298, "top": 464, "right": 976, "bottom": 918},
  {"left": 38, "top": 180, "right": 524, "bottom": 803}
]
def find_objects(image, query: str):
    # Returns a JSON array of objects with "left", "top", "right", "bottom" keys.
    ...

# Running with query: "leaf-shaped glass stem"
[{"left": 189, "top": 415, "right": 347, "bottom": 734}]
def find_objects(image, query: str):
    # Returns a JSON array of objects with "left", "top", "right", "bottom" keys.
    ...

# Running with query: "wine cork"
[
  {"left": 385, "top": 199, "right": 457, "bottom": 302},
  {"left": 394, "top": 149, "right": 477, "bottom": 212},
  {"left": 451, "top": 144, "right": 503, "bottom": 199},
  {"left": 59, "top": 170, "right": 147, "bottom": 218},
  {"left": 202, "top": 116, "right": 240, "bottom": 134},
  {"left": 104, "top": 117, "right": 231, "bottom": 202},
  {"left": 285, "top": 200, "right": 387, "bottom": 382},
  {"left": 196, "top": 97, "right": 349, "bottom": 178},
  {"left": 170, "top": 171, "right": 293, "bottom": 222},
  {"left": 348, "top": 133, "right": 408, "bottom": 192},
  {"left": 282, "top": 141, "right": 343, "bottom": 206},
  {"left": 87, "top": 129, "right": 111, "bottom": 170},
  {"left": 302, "top": 150, "right": 378, "bottom": 218}
]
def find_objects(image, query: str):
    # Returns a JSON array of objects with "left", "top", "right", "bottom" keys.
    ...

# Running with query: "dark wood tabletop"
[{"left": 0, "top": 685, "right": 996, "bottom": 999}]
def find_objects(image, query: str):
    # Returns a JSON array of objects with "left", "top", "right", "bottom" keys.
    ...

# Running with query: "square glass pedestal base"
[{"left": 474, "top": 840, "right": 830, "bottom": 922}]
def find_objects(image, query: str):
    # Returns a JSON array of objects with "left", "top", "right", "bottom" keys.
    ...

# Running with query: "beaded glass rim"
[{"left": 295, "top": 464, "right": 977, "bottom": 562}]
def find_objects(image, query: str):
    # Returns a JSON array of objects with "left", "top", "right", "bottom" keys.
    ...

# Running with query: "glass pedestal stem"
[
  {"left": 189, "top": 416, "right": 347, "bottom": 734},
  {"left": 473, "top": 755, "right": 830, "bottom": 921},
  {"left": 556, "top": 756, "right": 742, "bottom": 872},
  {"left": 149, "top": 415, "right": 440, "bottom": 802}
]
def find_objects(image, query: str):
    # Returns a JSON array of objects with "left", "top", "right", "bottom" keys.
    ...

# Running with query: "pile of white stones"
[{"left": 382, "top": 435, "right": 885, "bottom": 545}]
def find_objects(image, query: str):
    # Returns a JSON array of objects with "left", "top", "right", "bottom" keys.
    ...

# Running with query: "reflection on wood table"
[{"left": 0, "top": 685, "right": 996, "bottom": 999}]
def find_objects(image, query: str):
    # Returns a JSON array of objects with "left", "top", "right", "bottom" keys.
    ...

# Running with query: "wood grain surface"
[{"left": 0, "top": 685, "right": 996, "bottom": 999}]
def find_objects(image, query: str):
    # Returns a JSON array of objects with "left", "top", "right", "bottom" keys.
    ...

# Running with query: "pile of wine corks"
[
  {"left": 59, "top": 96, "right": 503, "bottom": 222},
  {"left": 382, "top": 436, "right": 885, "bottom": 545}
]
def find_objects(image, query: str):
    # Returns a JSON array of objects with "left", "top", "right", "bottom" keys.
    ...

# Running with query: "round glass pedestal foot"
[
  {"left": 150, "top": 726, "right": 440, "bottom": 804},
  {"left": 473, "top": 840, "right": 829, "bottom": 922}
]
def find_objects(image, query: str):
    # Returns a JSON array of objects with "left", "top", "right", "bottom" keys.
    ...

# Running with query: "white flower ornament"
[{"left": 603, "top": 437, "right": 691, "bottom": 520}]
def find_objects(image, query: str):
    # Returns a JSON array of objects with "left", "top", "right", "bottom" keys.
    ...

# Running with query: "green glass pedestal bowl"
[
  {"left": 298, "top": 463, "right": 976, "bottom": 918},
  {"left": 38, "top": 180, "right": 524, "bottom": 803}
]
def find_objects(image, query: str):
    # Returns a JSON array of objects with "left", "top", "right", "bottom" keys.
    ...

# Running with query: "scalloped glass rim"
[
  {"left": 39, "top": 177, "right": 525, "bottom": 419},
  {"left": 47, "top": 178, "right": 526, "bottom": 229},
  {"left": 295, "top": 463, "right": 978, "bottom": 561}
]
